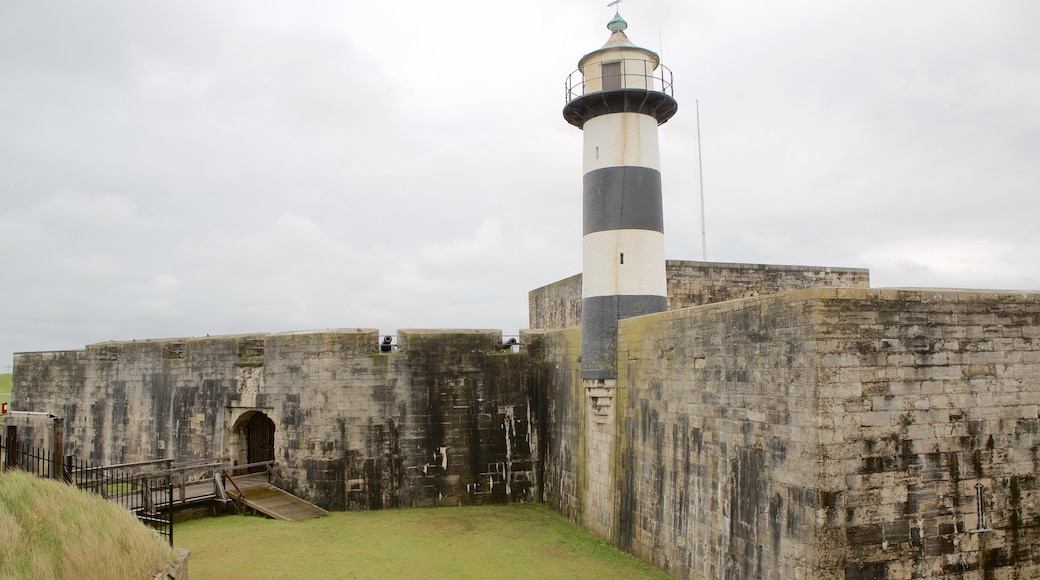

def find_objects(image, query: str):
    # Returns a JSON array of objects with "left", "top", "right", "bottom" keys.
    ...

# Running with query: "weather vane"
[{"left": 607, "top": 0, "right": 623, "bottom": 14}]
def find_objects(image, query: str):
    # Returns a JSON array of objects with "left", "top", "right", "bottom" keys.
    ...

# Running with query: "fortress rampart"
[
  {"left": 12, "top": 329, "right": 543, "bottom": 511},
  {"left": 541, "top": 287, "right": 1040, "bottom": 578},
  {"left": 11, "top": 268, "right": 1040, "bottom": 578}
]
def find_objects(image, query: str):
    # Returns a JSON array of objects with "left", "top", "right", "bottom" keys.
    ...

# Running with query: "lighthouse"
[{"left": 563, "top": 9, "right": 678, "bottom": 381}]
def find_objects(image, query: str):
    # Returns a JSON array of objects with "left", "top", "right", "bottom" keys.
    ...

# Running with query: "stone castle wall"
[
  {"left": 665, "top": 260, "right": 870, "bottom": 309},
  {"left": 529, "top": 273, "right": 583, "bottom": 332},
  {"left": 542, "top": 287, "right": 1040, "bottom": 579},
  {"left": 539, "top": 327, "right": 584, "bottom": 521},
  {"left": 11, "top": 277, "right": 1040, "bottom": 578},
  {"left": 528, "top": 260, "right": 870, "bottom": 330},
  {"left": 12, "top": 329, "right": 543, "bottom": 510}
]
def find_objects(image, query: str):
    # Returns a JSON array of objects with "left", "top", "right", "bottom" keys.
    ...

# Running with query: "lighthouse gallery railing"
[{"left": 564, "top": 59, "right": 674, "bottom": 104}]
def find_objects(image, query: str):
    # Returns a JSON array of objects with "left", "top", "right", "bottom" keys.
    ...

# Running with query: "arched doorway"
[{"left": 246, "top": 412, "right": 275, "bottom": 470}]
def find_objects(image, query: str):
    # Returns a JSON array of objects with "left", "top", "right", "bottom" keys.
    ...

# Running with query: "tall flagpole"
[{"left": 696, "top": 99, "right": 707, "bottom": 261}]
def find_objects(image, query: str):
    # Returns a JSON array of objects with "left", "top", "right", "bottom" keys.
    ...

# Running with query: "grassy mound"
[{"left": 0, "top": 470, "right": 174, "bottom": 579}]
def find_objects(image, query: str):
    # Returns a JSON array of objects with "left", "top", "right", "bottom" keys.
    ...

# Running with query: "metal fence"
[
  {"left": 564, "top": 58, "right": 675, "bottom": 104},
  {"left": 0, "top": 428, "right": 174, "bottom": 546},
  {"left": 1, "top": 429, "right": 61, "bottom": 478}
]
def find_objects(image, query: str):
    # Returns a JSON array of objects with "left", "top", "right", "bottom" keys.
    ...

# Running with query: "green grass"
[
  {"left": 0, "top": 469, "right": 175, "bottom": 579},
  {"left": 0, "top": 373, "right": 10, "bottom": 410},
  {"left": 176, "top": 504, "right": 666, "bottom": 579}
]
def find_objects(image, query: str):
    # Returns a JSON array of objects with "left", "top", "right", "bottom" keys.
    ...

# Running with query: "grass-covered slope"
[{"left": 0, "top": 470, "right": 174, "bottom": 579}]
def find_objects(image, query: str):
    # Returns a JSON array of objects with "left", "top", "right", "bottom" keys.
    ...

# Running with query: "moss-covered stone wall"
[
  {"left": 602, "top": 287, "right": 1040, "bottom": 578},
  {"left": 13, "top": 329, "right": 543, "bottom": 511},
  {"left": 13, "top": 281, "right": 1040, "bottom": 578},
  {"left": 528, "top": 260, "right": 869, "bottom": 330}
]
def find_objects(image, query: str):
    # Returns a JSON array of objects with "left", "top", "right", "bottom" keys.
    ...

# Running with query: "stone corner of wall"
[
  {"left": 529, "top": 273, "right": 582, "bottom": 295},
  {"left": 154, "top": 548, "right": 190, "bottom": 580}
]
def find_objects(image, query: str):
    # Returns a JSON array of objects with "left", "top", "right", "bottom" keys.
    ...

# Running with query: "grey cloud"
[{"left": 2, "top": 0, "right": 1038, "bottom": 366}]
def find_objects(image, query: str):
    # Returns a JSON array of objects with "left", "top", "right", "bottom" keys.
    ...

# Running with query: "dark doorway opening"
[{"left": 246, "top": 412, "right": 275, "bottom": 473}]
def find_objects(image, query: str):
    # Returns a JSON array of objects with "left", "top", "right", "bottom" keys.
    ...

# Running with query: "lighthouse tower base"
[{"left": 583, "top": 377, "right": 617, "bottom": 538}]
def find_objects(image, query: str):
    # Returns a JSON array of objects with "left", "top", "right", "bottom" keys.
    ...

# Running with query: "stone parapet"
[
  {"left": 543, "top": 286, "right": 1040, "bottom": 578},
  {"left": 528, "top": 260, "right": 870, "bottom": 330}
]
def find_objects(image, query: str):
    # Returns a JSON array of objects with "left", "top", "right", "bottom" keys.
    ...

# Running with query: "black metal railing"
[
  {"left": 1, "top": 432, "right": 60, "bottom": 478},
  {"left": 565, "top": 58, "right": 674, "bottom": 104},
  {"left": 0, "top": 430, "right": 174, "bottom": 546}
]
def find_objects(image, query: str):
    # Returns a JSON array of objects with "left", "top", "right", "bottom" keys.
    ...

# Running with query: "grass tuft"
[{"left": 0, "top": 470, "right": 175, "bottom": 579}]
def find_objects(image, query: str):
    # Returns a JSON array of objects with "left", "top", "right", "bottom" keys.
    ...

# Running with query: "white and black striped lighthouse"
[{"left": 563, "top": 11, "right": 677, "bottom": 381}]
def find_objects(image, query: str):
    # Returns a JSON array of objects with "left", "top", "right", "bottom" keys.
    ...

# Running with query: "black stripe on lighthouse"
[
  {"left": 581, "top": 294, "right": 668, "bottom": 379},
  {"left": 583, "top": 166, "right": 664, "bottom": 235}
]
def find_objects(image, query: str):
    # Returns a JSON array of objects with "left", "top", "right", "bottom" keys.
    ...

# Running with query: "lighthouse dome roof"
[
  {"left": 600, "top": 28, "right": 635, "bottom": 50},
  {"left": 577, "top": 19, "right": 660, "bottom": 70},
  {"left": 607, "top": 13, "right": 628, "bottom": 33}
]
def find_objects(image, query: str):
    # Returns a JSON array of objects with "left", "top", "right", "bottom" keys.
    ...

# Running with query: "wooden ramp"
[{"left": 226, "top": 472, "right": 328, "bottom": 521}]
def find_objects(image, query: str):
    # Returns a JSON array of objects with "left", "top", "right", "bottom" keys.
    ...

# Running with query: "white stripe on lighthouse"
[
  {"left": 582, "top": 230, "right": 666, "bottom": 298},
  {"left": 582, "top": 113, "right": 661, "bottom": 173}
]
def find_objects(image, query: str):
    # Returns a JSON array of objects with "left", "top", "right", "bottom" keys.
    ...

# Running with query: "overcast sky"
[{"left": 2, "top": 0, "right": 1038, "bottom": 368}]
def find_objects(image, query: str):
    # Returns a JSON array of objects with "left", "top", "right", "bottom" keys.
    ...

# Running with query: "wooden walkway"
[
  {"left": 225, "top": 472, "right": 329, "bottom": 521},
  {"left": 113, "top": 479, "right": 217, "bottom": 512},
  {"left": 75, "top": 458, "right": 328, "bottom": 521}
]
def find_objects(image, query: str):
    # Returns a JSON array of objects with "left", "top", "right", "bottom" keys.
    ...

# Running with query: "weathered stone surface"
[
  {"left": 529, "top": 260, "right": 870, "bottom": 330},
  {"left": 12, "top": 329, "right": 543, "bottom": 511},
  {"left": 542, "top": 287, "right": 1040, "bottom": 579},
  {"left": 529, "top": 273, "right": 583, "bottom": 331},
  {"left": 12, "top": 270, "right": 1040, "bottom": 580}
]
